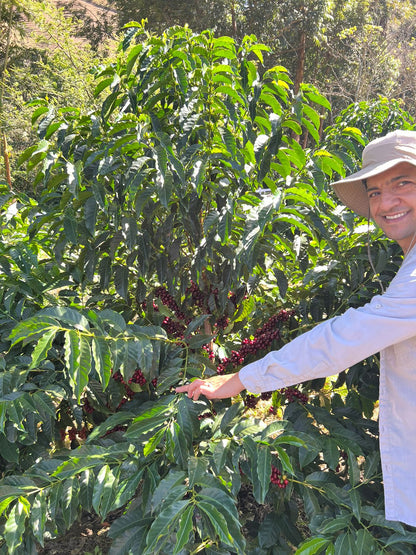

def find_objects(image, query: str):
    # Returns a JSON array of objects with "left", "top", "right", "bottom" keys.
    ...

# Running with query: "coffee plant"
[{"left": 0, "top": 22, "right": 415, "bottom": 554}]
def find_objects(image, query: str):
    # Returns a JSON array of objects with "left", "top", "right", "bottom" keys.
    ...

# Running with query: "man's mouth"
[{"left": 384, "top": 211, "right": 409, "bottom": 221}]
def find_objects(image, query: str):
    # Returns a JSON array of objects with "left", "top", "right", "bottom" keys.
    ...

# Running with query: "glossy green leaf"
[
  {"left": 174, "top": 505, "right": 193, "bottom": 554},
  {"left": 91, "top": 336, "right": 112, "bottom": 389},
  {"left": 92, "top": 464, "right": 117, "bottom": 519},
  {"left": 295, "top": 537, "right": 331, "bottom": 555},
  {"left": 145, "top": 499, "right": 189, "bottom": 554}
]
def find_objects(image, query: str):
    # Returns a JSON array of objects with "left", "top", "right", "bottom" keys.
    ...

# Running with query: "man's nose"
[{"left": 379, "top": 190, "right": 401, "bottom": 210}]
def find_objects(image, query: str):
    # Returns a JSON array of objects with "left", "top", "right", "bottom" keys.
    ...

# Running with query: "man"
[{"left": 176, "top": 129, "right": 416, "bottom": 526}]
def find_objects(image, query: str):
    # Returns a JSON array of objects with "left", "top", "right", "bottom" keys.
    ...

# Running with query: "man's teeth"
[{"left": 385, "top": 212, "right": 407, "bottom": 220}]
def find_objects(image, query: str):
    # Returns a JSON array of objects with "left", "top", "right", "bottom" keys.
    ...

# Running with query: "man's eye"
[{"left": 368, "top": 191, "right": 379, "bottom": 199}]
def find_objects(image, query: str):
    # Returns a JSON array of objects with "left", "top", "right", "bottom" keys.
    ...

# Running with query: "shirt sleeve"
[{"left": 239, "top": 248, "right": 416, "bottom": 394}]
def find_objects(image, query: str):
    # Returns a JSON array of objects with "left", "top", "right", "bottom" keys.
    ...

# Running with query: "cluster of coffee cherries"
[
  {"left": 112, "top": 368, "right": 147, "bottom": 387},
  {"left": 153, "top": 286, "right": 188, "bottom": 338},
  {"left": 282, "top": 387, "right": 308, "bottom": 405},
  {"left": 214, "top": 315, "right": 229, "bottom": 330},
  {"left": 154, "top": 286, "right": 186, "bottom": 320},
  {"left": 103, "top": 424, "right": 127, "bottom": 437},
  {"left": 244, "top": 394, "right": 259, "bottom": 409},
  {"left": 243, "top": 387, "right": 307, "bottom": 409},
  {"left": 187, "top": 281, "right": 208, "bottom": 309},
  {"left": 270, "top": 466, "right": 289, "bottom": 489},
  {"left": 161, "top": 316, "right": 186, "bottom": 339},
  {"left": 198, "top": 410, "right": 217, "bottom": 420},
  {"left": 60, "top": 426, "right": 88, "bottom": 442},
  {"left": 216, "top": 312, "right": 293, "bottom": 375},
  {"left": 111, "top": 368, "right": 158, "bottom": 409},
  {"left": 82, "top": 397, "right": 94, "bottom": 414},
  {"left": 154, "top": 285, "right": 237, "bottom": 338}
]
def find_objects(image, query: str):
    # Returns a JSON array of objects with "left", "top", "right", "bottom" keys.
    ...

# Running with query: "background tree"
[{"left": 0, "top": 0, "right": 116, "bottom": 191}]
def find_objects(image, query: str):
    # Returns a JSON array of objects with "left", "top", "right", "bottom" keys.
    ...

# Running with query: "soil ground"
[{"left": 37, "top": 512, "right": 115, "bottom": 554}]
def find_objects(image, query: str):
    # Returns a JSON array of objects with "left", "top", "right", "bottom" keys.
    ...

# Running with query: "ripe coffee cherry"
[
  {"left": 270, "top": 466, "right": 289, "bottom": 488},
  {"left": 82, "top": 397, "right": 94, "bottom": 414},
  {"left": 112, "top": 370, "right": 125, "bottom": 384},
  {"left": 161, "top": 316, "right": 185, "bottom": 339},
  {"left": 187, "top": 281, "right": 207, "bottom": 309},
  {"left": 244, "top": 394, "right": 258, "bottom": 409},
  {"left": 215, "top": 315, "right": 229, "bottom": 330},
  {"left": 103, "top": 424, "right": 126, "bottom": 437},
  {"left": 78, "top": 427, "right": 88, "bottom": 440},
  {"left": 129, "top": 368, "right": 147, "bottom": 386},
  {"left": 154, "top": 286, "right": 187, "bottom": 321}
]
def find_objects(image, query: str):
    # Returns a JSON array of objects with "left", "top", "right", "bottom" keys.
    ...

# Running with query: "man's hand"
[{"left": 176, "top": 372, "right": 245, "bottom": 401}]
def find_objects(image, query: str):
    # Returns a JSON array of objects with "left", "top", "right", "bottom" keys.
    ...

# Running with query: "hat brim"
[{"left": 331, "top": 158, "right": 416, "bottom": 217}]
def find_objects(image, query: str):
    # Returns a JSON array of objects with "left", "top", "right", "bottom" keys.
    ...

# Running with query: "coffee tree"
[{"left": 0, "top": 22, "right": 415, "bottom": 554}]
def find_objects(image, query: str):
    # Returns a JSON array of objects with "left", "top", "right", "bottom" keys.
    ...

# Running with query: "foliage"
[
  {"left": 109, "top": 0, "right": 416, "bottom": 116},
  {"left": 0, "top": 0, "right": 117, "bottom": 191},
  {"left": 0, "top": 23, "right": 415, "bottom": 553}
]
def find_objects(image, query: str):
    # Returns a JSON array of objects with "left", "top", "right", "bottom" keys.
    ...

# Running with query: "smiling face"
[{"left": 366, "top": 162, "right": 416, "bottom": 253}]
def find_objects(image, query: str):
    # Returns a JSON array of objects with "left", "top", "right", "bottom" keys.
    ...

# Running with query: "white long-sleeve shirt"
[{"left": 239, "top": 245, "right": 416, "bottom": 526}]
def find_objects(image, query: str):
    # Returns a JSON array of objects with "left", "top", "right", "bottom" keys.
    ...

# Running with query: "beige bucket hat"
[{"left": 331, "top": 129, "right": 416, "bottom": 217}]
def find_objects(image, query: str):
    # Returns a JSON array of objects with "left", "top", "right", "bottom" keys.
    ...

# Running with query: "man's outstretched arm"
[{"left": 176, "top": 372, "right": 245, "bottom": 401}]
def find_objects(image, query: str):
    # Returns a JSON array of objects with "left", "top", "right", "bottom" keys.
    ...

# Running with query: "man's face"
[{"left": 367, "top": 162, "right": 416, "bottom": 253}]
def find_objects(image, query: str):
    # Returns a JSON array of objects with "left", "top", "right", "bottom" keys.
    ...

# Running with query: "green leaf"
[
  {"left": 124, "top": 404, "right": 172, "bottom": 439},
  {"left": 64, "top": 330, "right": 92, "bottom": 402},
  {"left": 347, "top": 449, "right": 361, "bottom": 486},
  {"left": 197, "top": 486, "right": 240, "bottom": 526},
  {"left": 61, "top": 476, "right": 80, "bottom": 529},
  {"left": 86, "top": 412, "right": 135, "bottom": 442},
  {"left": 8, "top": 316, "right": 60, "bottom": 347},
  {"left": 108, "top": 508, "right": 150, "bottom": 554},
  {"left": 275, "top": 445, "right": 294, "bottom": 475},
  {"left": 84, "top": 196, "right": 98, "bottom": 236},
  {"left": 4, "top": 497, "right": 29, "bottom": 552},
  {"left": 67, "top": 160, "right": 83, "bottom": 198},
  {"left": 257, "top": 445, "right": 271, "bottom": 504},
  {"left": 114, "top": 264, "right": 129, "bottom": 300},
  {"left": 113, "top": 470, "right": 143, "bottom": 510},
  {"left": 319, "top": 513, "right": 352, "bottom": 534},
  {"left": 273, "top": 434, "right": 307, "bottom": 449},
  {"left": 174, "top": 505, "right": 193, "bottom": 554},
  {"left": 92, "top": 336, "right": 112, "bottom": 390},
  {"left": 295, "top": 537, "right": 331, "bottom": 555},
  {"left": 188, "top": 457, "right": 209, "bottom": 488},
  {"left": 40, "top": 307, "right": 90, "bottom": 331},
  {"left": 198, "top": 501, "right": 234, "bottom": 548},
  {"left": 333, "top": 532, "right": 358, "bottom": 554},
  {"left": 144, "top": 427, "right": 166, "bottom": 457},
  {"left": 30, "top": 492, "right": 47, "bottom": 546},
  {"left": 322, "top": 437, "right": 340, "bottom": 471},
  {"left": 29, "top": 328, "right": 57, "bottom": 369},
  {"left": 145, "top": 499, "right": 189, "bottom": 554},
  {"left": 150, "top": 470, "right": 186, "bottom": 513},
  {"left": 92, "top": 464, "right": 117, "bottom": 519},
  {"left": 384, "top": 532, "right": 416, "bottom": 546},
  {"left": 220, "top": 402, "right": 244, "bottom": 433},
  {"left": 363, "top": 451, "right": 380, "bottom": 480},
  {"left": 355, "top": 528, "right": 378, "bottom": 552}
]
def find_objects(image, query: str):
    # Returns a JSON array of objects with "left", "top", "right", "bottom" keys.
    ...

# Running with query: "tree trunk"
[
  {"left": 1, "top": 133, "right": 11, "bottom": 187},
  {"left": 0, "top": 3, "right": 14, "bottom": 187},
  {"left": 294, "top": 29, "right": 306, "bottom": 94}
]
